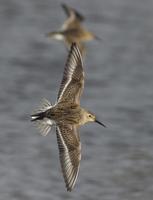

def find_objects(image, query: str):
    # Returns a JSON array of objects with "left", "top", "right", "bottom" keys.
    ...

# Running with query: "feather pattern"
[
  {"left": 34, "top": 119, "right": 53, "bottom": 136},
  {"left": 56, "top": 124, "right": 81, "bottom": 191},
  {"left": 57, "top": 43, "right": 84, "bottom": 104}
]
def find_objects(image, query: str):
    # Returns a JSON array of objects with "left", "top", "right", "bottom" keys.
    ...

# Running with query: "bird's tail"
[
  {"left": 45, "top": 31, "right": 64, "bottom": 40},
  {"left": 31, "top": 111, "right": 45, "bottom": 122},
  {"left": 31, "top": 98, "right": 53, "bottom": 136}
]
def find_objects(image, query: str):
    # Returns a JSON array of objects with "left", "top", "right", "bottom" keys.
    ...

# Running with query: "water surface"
[{"left": 0, "top": 0, "right": 153, "bottom": 199}]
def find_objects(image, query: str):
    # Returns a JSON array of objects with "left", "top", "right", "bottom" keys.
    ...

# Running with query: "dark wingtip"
[
  {"left": 73, "top": 10, "right": 85, "bottom": 22},
  {"left": 61, "top": 3, "right": 67, "bottom": 10},
  {"left": 61, "top": 3, "right": 70, "bottom": 17},
  {"left": 61, "top": 3, "right": 84, "bottom": 21},
  {"left": 67, "top": 187, "right": 72, "bottom": 192}
]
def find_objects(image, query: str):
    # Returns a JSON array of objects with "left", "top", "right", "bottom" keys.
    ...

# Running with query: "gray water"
[{"left": 1, "top": 0, "right": 153, "bottom": 199}]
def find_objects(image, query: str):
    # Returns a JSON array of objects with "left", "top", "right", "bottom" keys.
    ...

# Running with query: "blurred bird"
[
  {"left": 46, "top": 3, "right": 100, "bottom": 54},
  {"left": 31, "top": 43, "right": 106, "bottom": 191}
]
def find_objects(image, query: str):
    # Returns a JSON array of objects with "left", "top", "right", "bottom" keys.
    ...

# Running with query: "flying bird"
[
  {"left": 46, "top": 3, "right": 100, "bottom": 54},
  {"left": 31, "top": 43, "right": 105, "bottom": 191}
]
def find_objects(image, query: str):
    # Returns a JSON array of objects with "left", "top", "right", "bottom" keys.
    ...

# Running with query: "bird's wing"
[
  {"left": 57, "top": 43, "right": 84, "bottom": 104},
  {"left": 62, "top": 19, "right": 82, "bottom": 31},
  {"left": 56, "top": 124, "right": 81, "bottom": 191},
  {"left": 61, "top": 3, "right": 84, "bottom": 22},
  {"left": 61, "top": 3, "right": 84, "bottom": 30}
]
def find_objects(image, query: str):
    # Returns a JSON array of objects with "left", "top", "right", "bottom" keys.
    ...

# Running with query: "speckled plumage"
[
  {"left": 46, "top": 3, "right": 100, "bottom": 54},
  {"left": 31, "top": 43, "right": 105, "bottom": 191}
]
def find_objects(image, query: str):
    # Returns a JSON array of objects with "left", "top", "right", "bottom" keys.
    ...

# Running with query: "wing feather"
[
  {"left": 61, "top": 3, "right": 84, "bottom": 22},
  {"left": 61, "top": 3, "right": 84, "bottom": 31},
  {"left": 56, "top": 124, "right": 81, "bottom": 191},
  {"left": 57, "top": 43, "right": 84, "bottom": 104}
]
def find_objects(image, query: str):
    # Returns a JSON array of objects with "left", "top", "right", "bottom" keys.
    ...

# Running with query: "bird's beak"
[
  {"left": 94, "top": 35, "right": 102, "bottom": 41},
  {"left": 95, "top": 119, "right": 106, "bottom": 127}
]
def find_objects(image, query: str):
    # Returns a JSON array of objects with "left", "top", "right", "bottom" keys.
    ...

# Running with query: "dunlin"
[
  {"left": 46, "top": 3, "right": 100, "bottom": 53},
  {"left": 31, "top": 43, "right": 105, "bottom": 191}
]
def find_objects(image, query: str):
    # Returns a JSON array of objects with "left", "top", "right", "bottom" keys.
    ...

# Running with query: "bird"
[
  {"left": 31, "top": 43, "right": 106, "bottom": 191},
  {"left": 46, "top": 3, "right": 100, "bottom": 54}
]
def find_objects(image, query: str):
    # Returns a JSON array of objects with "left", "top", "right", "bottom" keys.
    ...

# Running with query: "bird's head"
[{"left": 86, "top": 111, "right": 106, "bottom": 127}]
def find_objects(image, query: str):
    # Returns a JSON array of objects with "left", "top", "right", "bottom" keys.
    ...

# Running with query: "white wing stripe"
[
  {"left": 58, "top": 44, "right": 83, "bottom": 102},
  {"left": 58, "top": 64, "right": 75, "bottom": 102},
  {"left": 57, "top": 126, "right": 80, "bottom": 191},
  {"left": 57, "top": 44, "right": 84, "bottom": 103},
  {"left": 58, "top": 76, "right": 72, "bottom": 102},
  {"left": 70, "top": 167, "right": 79, "bottom": 189}
]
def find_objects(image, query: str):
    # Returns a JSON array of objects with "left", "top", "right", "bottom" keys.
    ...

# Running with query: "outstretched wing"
[
  {"left": 61, "top": 3, "right": 84, "bottom": 31},
  {"left": 61, "top": 3, "right": 84, "bottom": 22},
  {"left": 57, "top": 43, "right": 84, "bottom": 104},
  {"left": 56, "top": 124, "right": 81, "bottom": 191}
]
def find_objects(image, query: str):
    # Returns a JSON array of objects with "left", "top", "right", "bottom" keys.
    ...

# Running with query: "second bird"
[{"left": 46, "top": 3, "right": 100, "bottom": 54}]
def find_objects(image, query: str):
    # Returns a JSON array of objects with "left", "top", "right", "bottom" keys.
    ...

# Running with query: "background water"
[{"left": 0, "top": 0, "right": 153, "bottom": 199}]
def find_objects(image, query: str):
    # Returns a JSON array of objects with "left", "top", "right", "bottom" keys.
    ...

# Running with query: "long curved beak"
[{"left": 95, "top": 119, "right": 106, "bottom": 127}]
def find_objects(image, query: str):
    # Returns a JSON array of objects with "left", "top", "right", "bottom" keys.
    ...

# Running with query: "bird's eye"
[{"left": 89, "top": 114, "right": 92, "bottom": 118}]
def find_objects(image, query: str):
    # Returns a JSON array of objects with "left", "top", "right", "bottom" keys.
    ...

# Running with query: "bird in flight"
[
  {"left": 31, "top": 43, "right": 105, "bottom": 191},
  {"left": 46, "top": 3, "right": 100, "bottom": 54}
]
